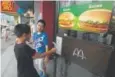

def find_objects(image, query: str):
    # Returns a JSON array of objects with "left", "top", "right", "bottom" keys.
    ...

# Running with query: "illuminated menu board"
[
  {"left": 59, "top": 1, "right": 113, "bottom": 33},
  {"left": 1, "top": 1, "right": 17, "bottom": 13}
]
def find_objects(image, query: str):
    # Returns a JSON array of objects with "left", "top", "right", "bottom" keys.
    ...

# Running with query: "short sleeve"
[{"left": 43, "top": 33, "right": 48, "bottom": 46}]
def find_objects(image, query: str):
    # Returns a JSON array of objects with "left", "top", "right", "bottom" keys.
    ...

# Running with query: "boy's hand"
[
  {"left": 52, "top": 42, "right": 58, "bottom": 50},
  {"left": 52, "top": 42, "right": 57, "bottom": 48},
  {"left": 44, "top": 47, "right": 56, "bottom": 64}
]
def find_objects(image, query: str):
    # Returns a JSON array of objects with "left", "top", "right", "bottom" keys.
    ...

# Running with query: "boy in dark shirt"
[{"left": 14, "top": 24, "right": 56, "bottom": 77}]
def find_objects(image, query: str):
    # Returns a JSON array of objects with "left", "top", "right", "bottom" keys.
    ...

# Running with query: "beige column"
[{"left": 14, "top": 16, "right": 19, "bottom": 25}]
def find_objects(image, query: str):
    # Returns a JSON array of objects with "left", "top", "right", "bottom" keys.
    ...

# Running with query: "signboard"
[
  {"left": 1, "top": 1, "right": 17, "bottom": 13},
  {"left": 59, "top": 1, "right": 113, "bottom": 33},
  {"left": 62, "top": 37, "right": 113, "bottom": 76}
]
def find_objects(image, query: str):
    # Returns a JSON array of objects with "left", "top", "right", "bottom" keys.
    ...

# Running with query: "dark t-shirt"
[{"left": 14, "top": 43, "right": 39, "bottom": 77}]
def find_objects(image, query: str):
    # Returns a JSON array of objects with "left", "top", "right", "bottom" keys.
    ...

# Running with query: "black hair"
[
  {"left": 37, "top": 19, "right": 46, "bottom": 27},
  {"left": 14, "top": 24, "right": 31, "bottom": 37}
]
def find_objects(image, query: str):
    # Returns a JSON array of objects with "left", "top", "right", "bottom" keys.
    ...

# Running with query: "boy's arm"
[{"left": 32, "top": 48, "right": 56, "bottom": 59}]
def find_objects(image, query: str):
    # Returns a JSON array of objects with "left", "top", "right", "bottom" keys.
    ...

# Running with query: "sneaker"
[
  {"left": 42, "top": 74, "right": 48, "bottom": 77},
  {"left": 39, "top": 71, "right": 43, "bottom": 77}
]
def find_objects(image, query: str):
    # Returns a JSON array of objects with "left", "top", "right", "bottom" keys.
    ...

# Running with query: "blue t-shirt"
[{"left": 33, "top": 32, "right": 48, "bottom": 53}]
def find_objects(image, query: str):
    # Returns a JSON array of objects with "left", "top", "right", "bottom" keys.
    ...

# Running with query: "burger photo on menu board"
[
  {"left": 59, "top": 12, "right": 75, "bottom": 29},
  {"left": 78, "top": 9, "right": 111, "bottom": 33}
]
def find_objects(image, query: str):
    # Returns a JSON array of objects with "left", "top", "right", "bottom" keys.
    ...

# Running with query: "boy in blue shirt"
[{"left": 33, "top": 19, "right": 49, "bottom": 77}]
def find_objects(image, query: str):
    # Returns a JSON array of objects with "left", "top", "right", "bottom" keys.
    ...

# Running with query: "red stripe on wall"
[{"left": 43, "top": 1, "right": 55, "bottom": 49}]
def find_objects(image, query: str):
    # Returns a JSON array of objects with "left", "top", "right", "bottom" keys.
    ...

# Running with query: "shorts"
[{"left": 35, "top": 58, "right": 44, "bottom": 71}]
